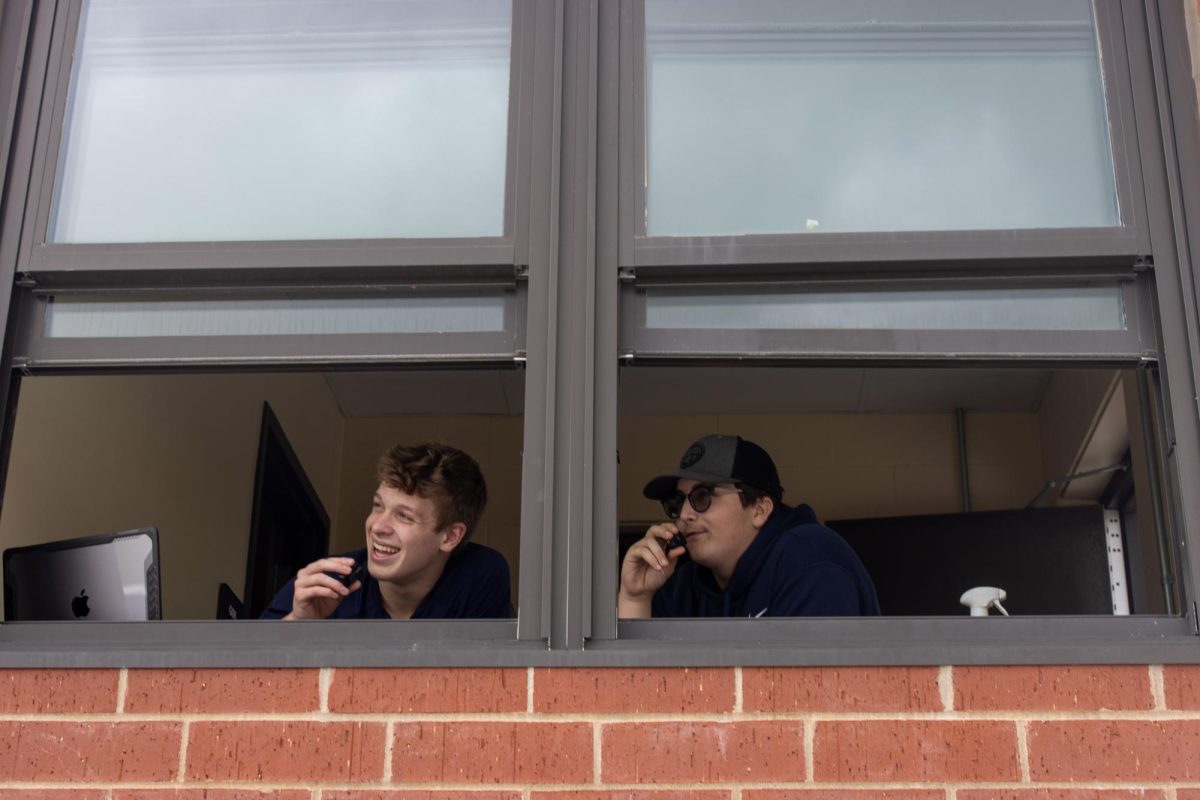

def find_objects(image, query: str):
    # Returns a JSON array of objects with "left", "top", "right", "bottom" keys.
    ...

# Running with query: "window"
[
  {"left": 0, "top": 0, "right": 1198, "bottom": 666},
  {"left": 50, "top": 0, "right": 513, "bottom": 243},
  {"left": 643, "top": 0, "right": 1121, "bottom": 236}
]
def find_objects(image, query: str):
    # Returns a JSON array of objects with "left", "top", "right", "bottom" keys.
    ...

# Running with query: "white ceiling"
[{"left": 325, "top": 366, "right": 1055, "bottom": 417}]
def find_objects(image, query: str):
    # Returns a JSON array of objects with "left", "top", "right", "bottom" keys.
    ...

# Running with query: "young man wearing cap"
[
  {"left": 262, "top": 442, "right": 511, "bottom": 620},
  {"left": 619, "top": 434, "right": 879, "bottom": 618}
]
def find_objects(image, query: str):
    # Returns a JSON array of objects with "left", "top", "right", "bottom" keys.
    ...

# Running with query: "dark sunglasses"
[{"left": 661, "top": 484, "right": 742, "bottom": 519}]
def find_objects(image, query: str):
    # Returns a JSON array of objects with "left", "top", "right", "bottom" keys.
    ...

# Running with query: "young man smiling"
[
  {"left": 619, "top": 434, "right": 879, "bottom": 619},
  {"left": 262, "top": 442, "right": 511, "bottom": 620}
]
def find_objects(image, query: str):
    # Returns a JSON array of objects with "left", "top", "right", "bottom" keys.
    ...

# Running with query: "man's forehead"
[{"left": 375, "top": 483, "right": 434, "bottom": 508}]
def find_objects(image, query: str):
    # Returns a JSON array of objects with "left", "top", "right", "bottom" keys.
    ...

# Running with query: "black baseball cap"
[{"left": 643, "top": 434, "right": 784, "bottom": 502}]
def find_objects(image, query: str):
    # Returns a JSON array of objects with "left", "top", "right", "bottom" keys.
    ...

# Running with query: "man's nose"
[{"left": 679, "top": 499, "right": 699, "bottom": 521}]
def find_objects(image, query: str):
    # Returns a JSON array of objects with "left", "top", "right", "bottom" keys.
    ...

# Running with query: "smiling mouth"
[{"left": 371, "top": 542, "right": 400, "bottom": 559}]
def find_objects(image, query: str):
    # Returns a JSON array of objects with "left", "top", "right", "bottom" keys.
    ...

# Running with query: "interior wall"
[
  {"left": 618, "top": 412, "right": 1045, "bottom": 523},
  {"left": 0, "top": 373, "right": 344, "bottom": 619},
  {"left": 1036, "top": 368, "right": 1120, "bottom": 503},
  {"left": 332, "top": 415, "right": 523, "bottom": 593}
]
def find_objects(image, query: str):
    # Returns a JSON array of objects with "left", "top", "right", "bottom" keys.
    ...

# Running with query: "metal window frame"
[
  {"left": 0, "top": 0, "right": 1199, "bottom": 668},
  {"left": 16, "top": 0, "right": 539, "bottom": 277},
  {"left": 9, "top": 282, "right": 529, "bottom": 369},
  {"left": 620, "top": 0, "right": 1150, "bottom": 275},
  {"left": 618, "top": 272, "right": 1159, "bottom": 363},
  {"left": 0, "top": 0, "right": 567, "bottom": 666},
  {"left": 586, "top": 0, "right": 1200, "bottom": 661}
]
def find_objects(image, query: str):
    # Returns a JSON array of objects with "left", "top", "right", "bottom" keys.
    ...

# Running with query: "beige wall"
[
  {"left": 0, "top": 373, "right": 344, "bottom": 619},
  {"left": 1036, "top": 369, "right": 1120, "bottom": 503},
  {"left": 619, "top": 411, "right": 1045, "bottom": 523},
  {"left": 331, "top": 415, "right": 524, "bottom": 592}
]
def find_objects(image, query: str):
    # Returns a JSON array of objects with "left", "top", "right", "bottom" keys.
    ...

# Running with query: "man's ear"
[
  {"left": 439, "top": 522, "right": 468, "bottom": 552},
  {"left": 750, "top": 495, "right": 775, "bottom": 529}
]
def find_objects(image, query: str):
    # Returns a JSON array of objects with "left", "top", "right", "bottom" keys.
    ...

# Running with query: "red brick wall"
[{"left": 2, "top": 666, "right": 1199, "bottom": 796}]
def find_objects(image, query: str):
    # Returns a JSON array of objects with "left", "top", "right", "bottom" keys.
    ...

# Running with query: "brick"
[
  {"left": 742, "top": 667, "right": 941, "bottom": 712},
  {"left": 1028, "top": 721, "right": 1200, "bottom": 781},
  {"left": 960, "top": 792, "right": 1167, "bottom": 800},
  {"left": 187, "top": 721, "right": 385, "bottom": 782},
  {"left": 0, "top": 721, "right": 180, "bottom": 781},
  {"left": 116, "top": 793, "right": 312, "bottom": 800},
  {"left": 813, "top": 721, "right": 1019, "bottom": 782},
  {"left": 392, "top": 722, "right": 592, "bottom": 784},
  {"left": 1163, "top": 665, "right": 1200, "bottom": 709},
  {"left": 1181, "top": 792, "right": 1200, "bottom": 800},
  {"left": 124, "top": 668, "right": 319, "bottom": 713},
  {"left": 532, "top": 794, "right": 730, "bottom": 800},
  {"left": 323, "top": 794, "right": 519, "bottom": 800},
  {"left": 0, "top": 669, "right": 118, "bottom": 713},
  {"left": 0, "top": 792, "right": 107, "bottom": 800},
  {"left": 330, "top": 668, "right": 525, "bottom": 713},
  {"left": 534, "top": 668, "right": 733, "bottom": 713},
  {"left": 602, "top": 721, "right": 805, "bottom": 783},
  {"left": 954, "top": 666, "right": 1152, "bottom": 711},
  {"left": 747, "top": 793, "right": 943, "bottom": 800}
]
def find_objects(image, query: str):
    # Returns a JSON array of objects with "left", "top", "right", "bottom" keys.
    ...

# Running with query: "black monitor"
[{"left": 3, "top": 527, "right": 161, "bottom": 621}]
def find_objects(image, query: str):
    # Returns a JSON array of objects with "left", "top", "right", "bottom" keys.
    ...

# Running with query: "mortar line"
[
  {"left": 1167, "top": 788, "right": 1179, "bottom": 800},
  {"left": 939, "top": 665, "right": 954, "bottom": 711},
  {"left": 319, "top": 667, "right": 333, "bottom": 713},
  {"left": 593, "top": 721, "right": 603, "bottom": 785},
  {"left": 1, "top": 780, "right": 1196, "bottom": 790},
  {"left": 1150, "top": 664, "right": 1167, "bottom": 710},
  {"left": 383, "top": 719, "right": 395, "bottom": 783},
  {"left": 804, "top": 718, "right": 815, "bottom": 782},
  {"left": 116, "top": 668, "right": 128, "bottom": 714},
  {"left": 947, "top": 789, "right": 956, "bottom": 800},
  {"left": 527, "top": 666, "right": 535, "bottom": 714},
  {"left": 7, "top": 709, "right": 1198, "bottom": 723},
  {"left": 734, "top": 666, "right": 744, "bottom": 713},
  {"left": 312, "top": 789, "right": 320, "bottom": 800},
  {"left": 732, "top": 789, "right": 743, "bottom": 800},
  {"left": 1016, "top": 719, "right": 1031, "bottom": 782},
  {"left": 176, "top": 719, "right": 190, "bottom": 784}
]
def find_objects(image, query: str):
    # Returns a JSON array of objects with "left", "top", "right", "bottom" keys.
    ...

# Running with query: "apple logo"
[{"left": 71, "top": 589, "right": 90, "bottom": 619}]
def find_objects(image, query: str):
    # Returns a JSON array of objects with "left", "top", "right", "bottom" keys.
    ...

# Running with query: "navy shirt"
[
  {"left": 652, "top": 504, "right": 880, "bottom": 618},
  {"left": 260, "top": 542, "right": 512, "bottom": 619}
]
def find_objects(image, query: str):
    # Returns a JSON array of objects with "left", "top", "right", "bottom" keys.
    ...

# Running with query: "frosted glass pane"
[
  {"left": 645, "top": 286, "right": 1123, "bottom": 331},
  {"left": 50, "top": 0, "right": 510, "bottom": 243},
  {"left": 645, "top": 0, "right": 1119, "bottom": 235},
  {"left": 44, "top": 296, "right": 506, "bottom": 338}
]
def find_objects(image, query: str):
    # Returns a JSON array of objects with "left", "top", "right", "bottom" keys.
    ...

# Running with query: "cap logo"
[{"left": 680, "top": 443, "right": 705, "bottom": 469}]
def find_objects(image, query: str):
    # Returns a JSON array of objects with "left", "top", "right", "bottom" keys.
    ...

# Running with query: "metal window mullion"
[
  {"left": 1125, "top": 0, "right": 1200, "bottom": 626},
  {"left": 588, "top": 0, "right": 622, "bottom": 644},
  {"left": 543, "top": 0, "right": 599, "bottom": 651},
  {"left": 514, "top": 0, "right": 563, "bottom": 644}
]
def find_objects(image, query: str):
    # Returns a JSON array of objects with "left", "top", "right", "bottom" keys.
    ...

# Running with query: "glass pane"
[
  {"left": 44, "top": 295, "right": 507, "bottom": 337},
  {"left": 51, "top": 0, "right": 511, "bottom": 243},
  {"left": 645, "top": 0, "right": 1120, "bottom": 236},
  {"left": 645, "top": 285, "right": 1124, "bottom": 331}
]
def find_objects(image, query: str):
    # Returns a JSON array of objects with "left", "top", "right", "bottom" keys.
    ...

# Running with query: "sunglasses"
[{"left": 661, "top": 484, "right": 743, "bottom": 519}]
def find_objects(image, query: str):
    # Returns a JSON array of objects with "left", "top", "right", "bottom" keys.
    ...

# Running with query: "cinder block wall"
[{"left": 2, "top": 666, "right": 1199, "bottom": 796}]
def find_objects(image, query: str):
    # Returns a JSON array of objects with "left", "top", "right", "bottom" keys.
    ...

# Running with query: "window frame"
[
  {"left": 0, "top": 0, "right": 1198, "bottom": 667},
  {"left": 17, "top": 0, "right": 539, "bottom": 276},
  {"left": 587, "top": 0, "right": 1200, "bottom": 659},
  {"left": 620, "top": 0, "right": 1151, "bottom": 274}
]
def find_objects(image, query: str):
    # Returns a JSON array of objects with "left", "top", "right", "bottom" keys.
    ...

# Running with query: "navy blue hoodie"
[
  {"left": 651, "top": 504, "right": 880, "bottom": 618},
  {"left": 260, "top": 542, "right": 511, "bottom": 619}
]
